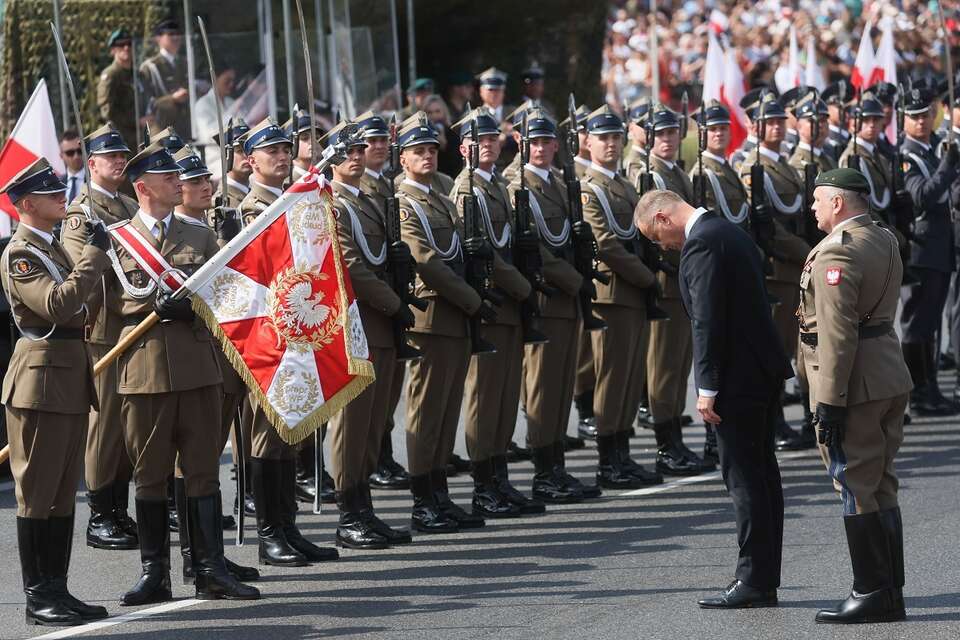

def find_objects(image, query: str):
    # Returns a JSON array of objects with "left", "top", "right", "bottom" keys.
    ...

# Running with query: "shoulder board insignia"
[
  {"left": 11, "top": 258, "right": 36, "bottom": 278},
  {"left": 68, "top": 216, "right": 82, "bottom": 230}
]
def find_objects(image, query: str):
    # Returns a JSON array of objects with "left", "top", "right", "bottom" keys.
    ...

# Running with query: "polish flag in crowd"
[
  {"left": 852, "top": 23, "right": 883, "bottom": 90},
  {"left": 774, "top": 27, "right": 802, "bottom": 92},
  {"left": 875, "top": 21, "right": 899, "bottom": 141},
  {"left": 702, "top": 30, "right": 749, "bottom": 156},
  {"left": 804, "top": 36, "right": 827, "bottom": 90},
  {"left": 0, "top": 80, "right": 64, "bottom": 236}
]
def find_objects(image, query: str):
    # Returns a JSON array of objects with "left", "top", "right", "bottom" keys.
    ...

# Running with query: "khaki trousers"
[
  {"left": 464, "top": 324, "right": 523, "bottom": 461},
  {"left": 646, "top": 298, "right": 693, "bottom": 422},
  {"left": 85, "top": 342, "right": 133, "bottom": 491},
  {"left": 523, "top": 316, "right": 578, "bottom": 448},
  {"left": 591, "top": 304, "right": 647, "bottom": 435}
]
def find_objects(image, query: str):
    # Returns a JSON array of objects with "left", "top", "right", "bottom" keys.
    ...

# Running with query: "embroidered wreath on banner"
[
  {"left": 265, "top": 265, "right": 342, "bottom": 351},
  {"left": 287, "top": 198, "right": 330, "bottom": 247},
  {"left": 207, "top": 271, "right": 257, "bottom": 318},
  {"left": 268, "top": 368, "right": 321, "bottom": 416}
]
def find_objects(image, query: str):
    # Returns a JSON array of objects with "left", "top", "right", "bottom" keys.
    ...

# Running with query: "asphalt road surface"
[{"left": 0, "top": 372, "right": 958, "bottom": 640}]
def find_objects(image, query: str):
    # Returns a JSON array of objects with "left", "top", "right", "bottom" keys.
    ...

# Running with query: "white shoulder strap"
[
  {"left": 586, "top": 182, "right": 637, "bottom": 240},
  {"left": 340, "top": 199, "right": 386, "bottom": 266},
  {"left": 399, "top": 193, "right": 461, "bottom": 260}
]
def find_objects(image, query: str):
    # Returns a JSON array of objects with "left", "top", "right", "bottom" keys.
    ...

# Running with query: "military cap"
[
  {"left": 822, "top": 79, "right": 853, "bottom": 106},
  {"left": 753, "top": 93, "right": 787, "bottom": 120},
  {"left": 85, "top": 124, "right": 130, "bottom": 155},
  {"left": 780, "top": 86, "right": 813, "bottom": 111},
  {"left": 627, "top": 97, "right": 651, "bottom": 124},
  {"left": 521, "top": 62, "right": 545, "bottom": 83},
  {"left": 452, "top": 107, "right": 500, "bottom": 138},
  {"left": 241, "top": 117, "right": 292, "bottom": 155},
  {"left": 814, "top": 167, "right": 871, "bottom": 194},
  {"left": 520, "top": 108, "right": 557, "bottom": 138},
  {"left": 282, "top": 107, "right": 326, "bottom": 138},
  {"left": 477, "top": 67, "right": 508, "bottom": 88},
  {"left": 149, "top": 127, "right": 186, "bottom": 154},
  {"left": 866, "top": 81, "right": 897, "bottom": 106},
  {"left": 506, "top": 100, "right": 537, "bottom": 127},
  {"left": 850, "top": 92, "right": 886, "bottom": 119},
  {"left": 153, "top": 18, "right": 181, "bottom": 36},
  {"left": 586, "top": 105, "right": 623, "bottom": 135},
  {"left": 694, "top": 99, "right": 730, "bottom": 127},
  {"left": 559, "top": 104, "right": 590, "bottom": 131},
  {"left": 408, "top": 77, "right": 434, "bottom": 94},
  {"left": 793, "top": 92, "right": 829, "bottom": 119},
  {"left": 739, "top": 86, "right": 779, "bottom": 119},
  {"left": 356, "top": 110, "right": 389, "bottom": 138},
  {"left": 107, "top": 29, "right": 131, "bottom": 48},
  {"left": 123, "top": 141, "right": 181, "bottom": 182},
  {"left": 319, "top": 119, "right": 366, "bottom": 148},
  {"left": 212, "top": 118, "right": 251, "bottom": 148},
  {"left": 0, "top": 158, "right": 67, "bottom": 204},
  {"left": 648, "top": 105, "right": 680, "bottom": 131},
  {"left": 903, "top": 87, "right": 933, "bottom": 115},
  {"left": 173, "top": 146, "right": 212, "bottom": 180},
  {"left": 397, "top": 112, "right": 440, "bottom": 148}
]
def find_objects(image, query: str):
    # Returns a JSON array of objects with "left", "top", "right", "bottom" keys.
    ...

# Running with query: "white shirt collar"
[
  {"left": 226, "top": 176, "right": 250, "bottom": 194},
  {"left": 474, "top": 167, "right": 494, "bottom": 183},
  {"left": 66, "top": 169, "right": 84, "bottom": 181},
  {"left": 525, "top": 164, "right": 551, "bottom": 182},
  {"left": 159, "top": 48, "right": 176, "bottom": 66},
  {"left": 906, "top": 135, "right": 931, "bottom": 151},
  {"left": 251, "top": 179, "right": 283, "bottom": 198},
  {"left": 787, "top": 128, "right": 798, "bottom": 137},
  {"left": 21, "top": 223, "right": 54, "bottom": 245},
  {"left": 574, "top": 156, "right": 592, "bottom": 168},
  {"left": 333, "top": 181, "right": 360, "bottom": 197},
  {"left": 758, "top": 145, "right": 781, "bottom": 163},
  {"left": 136, "top": 210, "right": 173, "bottom": 236},
  {"left": 364, "top": 168, "right": 383, "bottom": 180},
  {"left": 91, "top": 181, "right": 117, "bottom": 199},
  {"left": 829, "top": 124, "right": 842, "bottom": 134},
  {"left": 684, "top": 207, "right": 709, "bottom": 239},
  {"left": 855, "top": 137, "right": 875, "bottom": 153},
  {"left": 589, "top": 162, "right": 616, "bottom": 179},
  {"left": 702, "top": 150, "right": 727, "bottom": 165},
  {"left": 745, "top": 135, "right": 758, "bottom": 144},
  {"left": 403, "top": 178, "right": 430, "bottom": 194},
  {"left": 796, "top": 141, "right": 822, "bottom": 157}
]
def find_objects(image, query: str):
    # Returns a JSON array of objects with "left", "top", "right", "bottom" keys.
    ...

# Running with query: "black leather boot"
[
  {"left": 924, "top": 341, "right": 957, "bottom": 414},
  {"left": 879, "top": 507, "right": 906, "bottom": 618},
  {"left": 615, "top": 430, "right": 663, "bottom": 485},
  {"left": 120, "top": 499, "right": 172, "bottom": 606},
  {"left": 654, "top": 421, "right": 702, "bottom": 476},
  {"left": 86, "top": 485, "right": 137, "bottom": 550},
  {"left": 904, "top": 342, "right": 950, "bottom": 416},
  {"left": 410, "top": 472, "right": 458, "bottom": 533},
  {"left": 112, "top": 479, "right": 139, "bottom": 541},
  {"left": 18, "top": 517, "right": 82, "bottom": 626},
  {"left": 671, "top": 418, "right": 715, "bottom": 471},
  {"left": 369, "top": 431, "right": 410, "bottom": 489},
  {"left": 597, "top": 434, "right": 658, "bottom": 489},
  {"left": 188, "top": 494, "right": 260, "bottom": 601},
  {"left": 250, "top": 458, "right": 307, "bottom": 567},
  {"left": 493, "top": 454, "right": 545, "bottom": 515},
  {"left": 471, "top": 458, "right": 523, "bottom": 518},
  {"left": 795, "top": 394, "right": 818, "bottom": 449},
  {"left": 815, "top": 512, "right": 903, "bottom": 624},
  {"left": 294, "top": 445, "right": 318, "bottom": 503},
  {"left": 280, "top": 460, "right": 339, "bottom": 562},
  {"left": 336, "top": 484, "right": 390, "bottom": 549},
  {"left": 553, "top": 441, "right": 602, "bottom": 499},
  {"left": 531, "top": 445, "right": 582, "bottom": 503},
  {"left": 703, "top": 424, "right": 719, "bottom": 466},
  {"left": 47, "top": 514, "right": 109, "bottom": 621},
  {"left": 433, "top": 468, "right": 485, "bottom": 528},
  {"left": 166, "top": 476, "right": 178, "bottom": 533},
  {"left": 362, "top": 483, "right": 412, "bottom": 544},
  {"left": 174, "top": 478, "right": 193, "bottom": 583}
]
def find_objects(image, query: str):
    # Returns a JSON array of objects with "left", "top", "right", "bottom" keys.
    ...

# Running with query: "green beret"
[
  {"left": 107, "top": 29, "right": 131, "bottom": 48},
  {"left": 814, "top": 168, "right": 871, "bottom": 195}
]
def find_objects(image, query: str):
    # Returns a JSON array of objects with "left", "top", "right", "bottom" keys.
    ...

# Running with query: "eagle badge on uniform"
[
  {"left": 825, "top": 267, "right": 842, "bottom": 286},
  {"left": 399, "top": 210, "right": 410, "bottom": 222},
  {"left": 68, "top": 216, "right": 81, "bottom": 230},
  {"left": 11, "top": 258, "right": 35, "bottom": 277}
]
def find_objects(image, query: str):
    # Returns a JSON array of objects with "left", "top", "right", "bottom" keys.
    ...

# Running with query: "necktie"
[
  {"left": 155, "top": 221, "right": 166, "bottom": 248},
  {"left": 67, "top": 176, "right": 78, "bottom": 203}
]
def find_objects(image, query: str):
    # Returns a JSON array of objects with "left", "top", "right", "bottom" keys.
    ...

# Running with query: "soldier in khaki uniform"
[
  {"left": 641, "top": 105, "right": 710, "bottom": 476},
  {"left": 212, "top": 119, "right": 252, "bottom": 209},
  {"left": 60, "top": 125, "right": 138, "bottom": 552},
  {"left": 800, "top": 169, "right": 911, "bottom": 624},
  {"left": 356, "top": 111, "right": 412, "bottom": 491},
  {"left": 788, "top": 93, "right": 838, "bottom": 176},
  {"left": 96, "top": 30, "right": 139, "bottom": 153},
  {"left": 139, "top": 20, "right": 190, "bottom": 136},
  {"left": 624, "top": 98, "right": 651, "bottom": 185},
  {"left": 451, "top": 107, "right": 536, "bottom": 518},
  {"left": 326, "top": 121, "right": 414, "bottom": 549},
  {"left": 580, "top": 106, "right": 662, "bottom": 488},
  {"left": 1, "top": 158, "right": 112, "bottom": 627},
  {"left": 284, "top": 108, "right": 325, "bottom": 183},
  {"left": 236, "top": 118, "right": 339, "bottom": 567},
  {"left": 112, "top": 143, "right": 259, "bottom": 605},
  {"left": 397, "top": 112, "right": 489, "bottom": 532}
]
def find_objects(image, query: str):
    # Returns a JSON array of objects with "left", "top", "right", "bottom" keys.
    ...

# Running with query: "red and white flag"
[
  {"left": 180, "top": 172, "right": 374, "bottom": 444},
  {"left": 0, "top": 80, "right": 64, "bottom": 236},
  {"left": 722, "top": 47, "right": 750, "bottom": 155},
  {"left": 774, "top": 26, "right": 802, "bottom": 92},
  {"left": 852, "top": 23, "right": 881, "bottom": 90},
  {"left": 804, "top": 36, "right": 827, "bottom": 90},
  {"left": 875, "top": 22, "right": 899, "bottom": 141},
  {"left": 708, "top": 9, "right": 729, "bottom": 34}
]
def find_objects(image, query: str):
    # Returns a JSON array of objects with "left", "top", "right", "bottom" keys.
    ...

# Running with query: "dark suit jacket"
[{"left": 679, "top": 211, "right": 793, "bottom": 405}]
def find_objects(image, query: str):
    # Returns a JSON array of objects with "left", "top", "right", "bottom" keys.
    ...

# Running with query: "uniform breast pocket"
[
  {"left": 170, "top": 252, "right": 202, "bottom": 276},
  {"left": 19, "top": 348, "right": 74, "bottom": 408}
]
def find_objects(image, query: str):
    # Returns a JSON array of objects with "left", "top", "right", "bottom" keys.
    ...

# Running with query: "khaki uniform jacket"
[
  {"left": 61, "top": 184, "right": 138, "bottom": 346},
  {"left": 624, "top": 146, "right": 648, "bottom": 188},
  {"left": 839, "top": 139, "right": 894, "bottom": 220},
  {"left": 574, "top": 156, "right": 591, "bottom": 179},
  {"left": 690, "top": 152, "right": 751, "bottom": 230},
  {"left": 507, "top": 167, "right": 582, "bottom": 320},
  {"left": 788, "top": 144, "right": 839, "bottom": 174},
  {"left": 398, "top": 180, "right": 481, "bottom": 337},
  {"left": 97, "top": 62, "right": 138, "bottom": 151},
  {"left": 215, "top": 179, "right": 251, "bottom": 210},
  {"left": 332, "top": 182, "right": 401, "bottom": 349},
  {"left": 113, "top": 215, "right": 222, "bottom": 394},
  {"left": 799, "top": 214, "right": 912, "bottom": 407},
  {"left": 238, "top": 182, "right": 280, "bottom": 226},
  {"left": 392, "top": 170, "right": 455, "bottom": 196},
  {"left": 360, "top": 170, "right": 394, "bottom": 210},
  {"left": 451, "top": 168, "right": 532, "bottom": 326},
  {"left": 580, "top": 165, "right": 656, "bottom": 308},
  {"left": 649, "top": 155, "right": 694, "bottom": 299},
  {"left": 1, "top": 225, "right": 109, "bottom": 413},
  {"left": 139, "top": 52, "right": 189, "bottom": 135}
]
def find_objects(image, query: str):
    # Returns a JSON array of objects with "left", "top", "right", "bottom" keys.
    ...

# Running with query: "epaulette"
[{"left": 174, "top": 213, "right": 208, "bottom": 228}]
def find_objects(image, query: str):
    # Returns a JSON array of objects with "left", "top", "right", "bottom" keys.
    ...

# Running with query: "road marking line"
[{"left": 32, "top": 599, "right": 202, "bottom": 639}]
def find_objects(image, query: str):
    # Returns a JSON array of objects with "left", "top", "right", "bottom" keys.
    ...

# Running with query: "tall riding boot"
[
  {"left": 166, "top": 476, "right": 178, "bottom": 532},
  {"left": 361, "top": 482, "right": 412, "bottom": 544},
  {"left": 879, "top": 507, "right": 906, "bottom": 617},
  {"left": 654, "top": 421, "right": 701, "bottom": 476},
  {"left": 174, "top": 478, "right": 193, "bottom": 583},
  {"left": 86, "top": 484, "right": 137, "bottom": 550},
  {"left": 294, "top": 440, "right": 318, "bottom": 503},
  {"left": 336, "top": 484, "right": 389, "bottom": 549},
  {"left": 702, "top": 424, "right": 719, "bottom": 466},
  {"left": 120, "top": 499, "right": 172, "bottom": 606},
  {"left": 553, "top": 441, "right": 601, "bottom": 498},
  {"left": 410, "top": 472, "right": 458, "bottom": 533},
  {"left": 250, "top": 458, "right": 307, "bottom": 567},
  {"left": 574, "top": 389, "right": 598, "bottom": 439},
  {"left": 18, "top": 517, "right": 81, "bottom": 626},
  {"left": 112, "top": 479, "right": 139, "bottom": 540},
  {"left": 815, "top": 512, "right": 903, "bottom": 623},
  {"left": 280, "top": 459, "right": 339, "bottom": 562},
  {"left": 925, "top": 341, "right": 956, "bottom": 413},
  {"left": 493, "top": 454, "right": 545, "bottom": 514},
  {"left": 615, "top": 430, "right": 663, "bottom": 484},
  {"left": 531, "top": 445, "right": 581, "bottom": 503},
  {"left": 472, "top": 458, "right": 522, "bottom": 518},
  {"left": 188, "top": 493, "right": 260, "bottom": 600},
  {"left": 47, "top": 514, "right": 108, "bottom": 621},
  {"left": 433, "top": 468, "right": 485, "bottom": 528},
  {"left": 369, "top": 430, "right": 410, "bottom": 489}
]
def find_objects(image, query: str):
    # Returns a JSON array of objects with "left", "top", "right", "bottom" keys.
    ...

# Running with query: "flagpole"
[{"left": 650, "top": 0, "right": 659, "bottom": 101}]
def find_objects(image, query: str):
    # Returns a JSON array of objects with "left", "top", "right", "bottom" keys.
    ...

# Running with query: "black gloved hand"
[
  {"left": 463, "top": 236, "right": 492, "bottom": 261},
  {"left": 387, "top": 240, "right": 412, "bottom": 265},
  {"left": 216, "top": 211, "right": 241, "bottom": 243},
  {"left": 392, "top": 304, "right": 416, "bottom": 330},
  {"left": 522, "top": 292, "right": 541, "bottom": 318},
  {"left": 814, "top": 402, "right": 847, "bottom": 449},
  {"left": 942, "top": 142, "right": 960, "bottom": 167},
  {"left": 580, "top": 277, "right": 597, "bottom": 301},
  {"left": 572, "top": 220, "right": 594, "bottom": 243},
  {"left": 474, "top": 300, "right": 498, "bottom": 324},
  {"left": 85, "top": 221, "right": 111, "bottom": 252},
  {"left": 515, "top": 230, "right": 540, "bottom": 254},
  {"left": 154, "top": 291, "right": 195, "bottom": 322}
]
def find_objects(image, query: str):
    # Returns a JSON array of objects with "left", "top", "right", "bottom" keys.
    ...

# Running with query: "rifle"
[
  {"left": 678, "top": 91, "right": 689, "bottom": 171},
  {"left": 635, "top": 108, "right": 670, "bottom": 322},
  {"left": 463, "top": 113, "right": 497, "bottom": 355},
  {"left": 847, "top": 89, "right": 862, "bottom": 168},
  {"left": 693, "top": 108, "right": 707, "bottom": 207},
  {"left": 513, "top": 112, "right": 551, "bottom": 344},
  {"left": 564, "top": 93, "right": 608, "bottom": 332},
  {"left": 750, "top": 92, "right": 778, "bottom": 268},
  {"left": 799, "top": 89, "right": 821, "bottom": 244},
  {"left": 385, "top": 116, "right": 428, "bottom": 361},
  {"left": 891, "top": 84, "right": 918, "bottom": 248}
]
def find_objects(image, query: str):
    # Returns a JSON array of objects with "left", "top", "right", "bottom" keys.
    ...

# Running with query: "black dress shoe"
[
  {"left": 446, "top": 453, "right": 471, "bottom": 477},
  {"left": 433, "top": 469, "right": 485, "bottom": 528},
  {"left": 410, "top": 473, "right": 458, "bottom": 533},
  {"left": 698, "top": 580, "right": 778, "bottom": 609},
  {"left": 506, "top": 442, "right": 533, "bottom": 462},
  {"left": 234, "top": 493, "right": 257, "bottom": 517},
  {"left": 680, "top": 414, "right": 693, "bottom": 426},
  {"left": 656, "top": 447, "right": 703, "bottom": 476},
  {"left": 635, "top": 413, "right": 657, "bottom": 431},
  {"left": 86, "top": 487, "right": 139, "bottom": 550},
  {"left": 336, "top": 517, "right": 390, "bottom": 550},
  {"left": 577, "top": 418, "right": 598, "bottom": 440},
  {"left": 369, "top": 464, "right": 410, "bottom": 490},
  {"left": 564, "top": 435, "right": 586, "bottom": 450},
  {"left": 367, "top": 514, "right": 413, "bottom": 544},
  {"left": 221, "top": 515, "right": 236, "bottom": 530},
  {"left": 815, "top": 589, "right": 905, "bottom": 624}
]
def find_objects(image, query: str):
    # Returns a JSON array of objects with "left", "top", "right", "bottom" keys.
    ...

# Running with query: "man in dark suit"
[{"left": 636, "top": 189, "right": 793, "bottom": 609}]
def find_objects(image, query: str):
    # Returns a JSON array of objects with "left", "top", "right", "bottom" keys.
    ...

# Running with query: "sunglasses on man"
[{"left": 62, "top": 148, "right": 82, "bottom": 158}]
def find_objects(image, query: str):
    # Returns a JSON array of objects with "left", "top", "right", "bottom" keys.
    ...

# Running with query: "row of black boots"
[{"left": 904, "top": 341, "right": 956, "bottom": 416}]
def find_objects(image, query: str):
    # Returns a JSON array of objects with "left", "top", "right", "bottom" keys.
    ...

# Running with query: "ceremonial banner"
[{"left": 186, "top": 171, "right": 375, "bottom": 444}]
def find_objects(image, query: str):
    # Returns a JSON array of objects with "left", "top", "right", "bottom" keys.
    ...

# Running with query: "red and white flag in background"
[
  {"left": 182, "top": 172, "right": 374, "bottom": 444},
  {"left": 0, "top": 80, "right": 64, "bottom": 236},
  {"left": 852, "top": 23, "right": 883, "bottom": 90},
  {"left": 875, "top": 21, "right": 899, "bottom": 142},
  {"left": 702, "top": 29, "right": 749, "bottom": 156},
  {"left": 708, "top": 9, "right": 729, "bottom": 34},
  {"left": 804, "top": 36, "right": 827, "bottom": 90},
  {"left": 774, "top": 26, "right": 802, "bottom": 93}
]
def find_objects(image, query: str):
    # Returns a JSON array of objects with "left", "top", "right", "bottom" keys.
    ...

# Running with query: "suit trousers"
[
  {"left": 6, "top": 407, "right": 85, "bottom": 518},
  {"left": 715, "top": 388, "right": 784, "bottom": 591},
  {"left": 901, "top": 267, "right": 951, "bottom": 344},
  {"left": 592, "top": 304, "right": 646, "bottom": 435},
  {"left": 85, "top": 343, "right": 133, "bottom": 492},
  {"left": 523, "top": 316, "right": 578, "bottom": 448},
  {"left": 122, "top": 385, "right": 222, "bottom": 499},
  {"left": 646, "top": 298, "right": 693, "bottom": 422},
  {"left": 329, "top": 345, "right": 396, "bottom": 490},
  {"left": 464, "top": 324, "right": 523, "bottom": 460},
  {"left": 405, "top": 333, "right": 471, "bottom": 475}
]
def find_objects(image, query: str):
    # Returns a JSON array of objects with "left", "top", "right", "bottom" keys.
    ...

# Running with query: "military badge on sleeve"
[
  {"left": 581, "top": 193, "right": 590, "bottom": 206},
  {"left": 825, "top": 267, "right": 842, "bottom": 286},
  {"left": 10, "top": 258, "right": 36, "bottom": 278},
  {"left": 68, "top": 216, "right": 81, "bottom": 231},
  {"left": 399, "top": 209, "right": 410, "bottom": 222}
]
